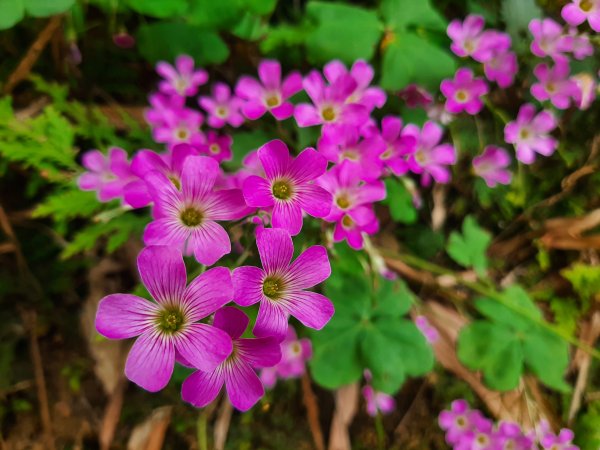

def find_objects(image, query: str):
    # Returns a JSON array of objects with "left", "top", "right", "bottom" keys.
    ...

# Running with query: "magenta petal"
[
  {"left": 137, "top": 246, "right": 187, "bottom": 305},
  {"left": 184, "top": 266, "right": 233, "bottom": 321},
  {"left": 281, "top": 72, "right": 303, "bottom": 98},
  {"left": 294, "top": 104, "right": 322, "bottom": 127},
  {"left": 233, "top": 266, "right": 266, "bottom": 307},
  {"left": 258, "top": 60, "right": 281, "bottom": 89},
  {"left": 242, "top": 101, "right": 267, "bottom": 120},
  {"left": 254, "top": 300, "right": 288, "bottom": 339},
  {"left": 224, "top": 361, "right": 264, "bottom": 411},
  {"left": 123, "top": 180, "right": 152, "bottom": 208},
  {"left": 143, "top": 219, "right": 188, "bottom": 247},
  {"left": 243, "top": 176, "right": 274, "bottom": 207},
  {"left": 205, "top": 189, "right": 249, "bottom": 220},
  {"left": 182, "top": 156, "right": 219, "bottom": 201},
  {"left": 95, "top": 294, "right": 156, "bottom": 339},
  {"left": 288, "top": 148, "right": 328, "bottom": 183},
  {"left": 282, "top": 291, "right": 334, "bottom": 331},
  {"left": 258, "top": 140, "right": 290, "bottom": 179},
  {"left": 125, "top": 330, "right": 175, "bottom": 392},
  {"left": 237, "top": 337, "right": 282, "bottom": 368},
  {"left": 82, "top": 150, "right": 106, "bottom": 171},
  {"left": 286, "top": 246, "right": 331, "bottom": 289},
  {"left": 181, "top": 369, "right": 224, "bottom": 408},
  {"left": 235, "top": 76, "right": 263, "bottom": 99},
  {"left": 270, "top": 103, "right": 294, "bottom": 120},
  {"left": 257, "top": 227, "right": 294, "bottom": 273},
  {"left": 175, "top": 324, "right": 233, "bottom": 372},
  {"left": 272, "top": 202, "right": 303, "bottom": 236},
  {"left": 214, "top": 306, "right": 250, "bottom": 339},
  {"left": 190, "top": 221, "right": 231, "bottom": 266},
  {"left": 296, "top": 184, "right": 332, "bottom": 218}
]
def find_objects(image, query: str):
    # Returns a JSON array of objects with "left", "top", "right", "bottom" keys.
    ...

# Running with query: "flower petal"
[
  {"left": 181, "top": 369, "right": 225, "bottom": 408},
  {"left": 232, "top": 266, "right": 266, "bottom": 307},
  {"left": 175, "top": 323, "right": 233, "bottom": 371},
  {"left": 242, "top": 175, "right": 274, "bottom": 207},
  {"left": 294, "top": 104, "right": 322, "bottom": 127},
  {"left": 95, "top": 294, "right": 156, "bottom": 339},
  {"left": 137, "top": 245, "right": 187, "bottom": 305},
  {"left": 257, "top": 227, "right": 294, "bottom": 273},
  {"left": 143, "top": 218, "right": 189, "bottom": 248},
  {"left": 190, "top": 221, "right": 231, "bottom": 266},
  {"left": 224, "top": 361, "right": 264, "bottom": 411},
  {"left": 296, "top": 184, "right": 332, "bottom": 218},
  {"left": 257, "top": 139, "right": 290, "bottom": 179},
  {"left": 237, "top": 337, "right": 282, "bottom": 368},
  {"left": 214, "top": 306, "right": 249, "bottom": 339},
  {"left": 182, "top": 156, "right": 219, "bottom": 201},
  {"left": 288, "top": 148, "right": 328, "bottom": 183},
  {"left": 286, "top": 245, "right": 331, "bottom": 289},
  {"left": 271, "top": 202, "right": 303, "bottom": 236},
  {"left": 184, "top": 266, "right": 233, "bottom": 321},
  {"left": 254, "top": 300, "right": 288, "bottom": 340},
  {"left": 281, "top": 291, "right": 334, "bottom": 331},
  {"left": 204, "top": 189, "right": 250, "bottom": 220},
  {"left": 125, "top": 330, "right": 174, "bottom": 392}
]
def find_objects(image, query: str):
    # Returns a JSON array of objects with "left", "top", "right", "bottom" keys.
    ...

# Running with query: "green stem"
[
  {"left": 197, "top": 409, "right": 208, "bottom": 450},
  {"left": 385, "top": 250, "right": 600, "bottom": 361},
  {"left": 374, "top": 413, "right": 386, "bottom": 450},
  {"left": 483, "top": 97, "right": 510, "bottom": 125}
]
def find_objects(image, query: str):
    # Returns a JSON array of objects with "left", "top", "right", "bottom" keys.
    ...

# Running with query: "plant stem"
[
  {"left": 374, "top": 413, "right": 386, "bottom": 450},
  {"left": 197, "top": 409, "right": 208, "bottom": 450}
]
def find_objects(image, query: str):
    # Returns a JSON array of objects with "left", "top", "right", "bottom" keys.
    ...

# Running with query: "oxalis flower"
[
  {"left": 440, "top": 68, "right": 489, "bottom": 115},
  {"left": 182, "top": 307, "right": 281, "bottom": 411},
  {"left": 260, "top": 325, "right": 312, "bottom": 388},
  {"left": 156, "top": 55, "right": 208, "bottom": 97},
  {"left": 232, "top": 227, "right": 334, "bottom": 340},
  {"left": 504, "top": 104, "right": 558, "bottom": 164},
  {"left": 95, "top": 246, "right": 233, "bottom": 392},
  {"left": 562, "top": 0, "right": 600, "bottom": 32},
  {"left": 531, "top": 57, "right": 579, "bottom": 109},
  {"left": 78, "top": 147, "right": 136, "bottom": 203},
  {"left": 199, "top": 82, "right": 245, "bottom": 128},
  {"left": 472, "top": 146, "right": 512, "bottom": 188},
  {"left": 143, "top": 156, "right": 248, "bottom": 266},
  {"left": 242, "top": 140, "right": 332, "bottom": 236}
]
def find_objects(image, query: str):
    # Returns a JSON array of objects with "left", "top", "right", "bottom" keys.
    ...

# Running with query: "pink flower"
[
  {"left": 569, "top": 29, "right": 594, "bottom": 59},
  {"left": 156, "top": 55, "right": 208, "bottom": 97},
  {"left": 232, "top": 227, "right": 334, "bottom": 340},
  {"left": 472, "top": 146, "right": 513, "bottom": 188},
  {"left": 441, "top": 68, "right": 489, "bottom": 115},
  {"left": 235, "top": 59, "right": 302, "bottom": 120},
  {"left": 398, "top": 84, "right": 433, "bottom": 108},
  {"left": 483, "top": 50, "right": 518, "bottom": 88},
  {"left": 404, "top": 122, "right": 457, "bottom": 186},
  {"left": 362, "top": 385, "right": 395, "bottom": 417},
  {"left": 447, "top": 15, "right": 510, "bottom": 62},
  {"left": 199, "top": 82, "right": 245, "bottom": 128},
  {"left": 496, "top": 422, "right": 536, "bottom": 450},
  {"left": 145, "top": 93, "right": 185, "bottom": 127},
  {"left": 294, "top": 70, "right": 368, "bottom": 131},
  {"left": 242, "top": 140, "right": 332, "bottom": 236},
  {"left": 198, "top": 131, "right": 232, "bottom": 163},
  {"left": 181, "top": 307, "right": 281, "bottom": 411},
  {"left": 323, "top": 59, "right": 387, "bottom": 111},
  {"left": 317, "top": 162, "right": 385, "bottom": 249},
  {"left": 78, "top": 147, "right": 136, "bottom": 202},
  {"left": 562, "top": 0, "right": 600, "bottom": 32},
  {"left": 317, "top": 126, "right": 385, "bottom": 181},
  {"left": 378, "top": 116, "right": 417, "bottom": 176},
  {"left": 143, "top": 156, "right": 248, "bottom": 266},
  {"left": 95, "top": 246, "right": 233, "bottom": 392},
  {"left": 455, "top": 413, "right": 494, "bottom": 450},
  {"left": 531, "top": 57, "right": 579, "bottom": 109},
  {"left": 540, "top": 428, "right": 578, "bottom": 450},
  {"left": 260, "top": 326, "right": 312, "bottom": 388},
  {"left": 504, "top": 104, "right": 558, "bottom": 164},
  {"left": 415, "top": 316, "right": 440, "bottom": 343},
  {"left": 152, "top": 107, "right": 204, "bottom": 149},
  {"left": 529, "top": 19, "right": 573, "bottom": 59},
  {"left": 439, "top": 400, "right": 479, "bottom": 445},
  {"left": 124, "top": 144, "right": 198, "bottom": 208}
]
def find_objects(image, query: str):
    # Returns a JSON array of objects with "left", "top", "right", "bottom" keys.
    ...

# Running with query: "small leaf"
[
  {"left": 125, "top": 0, "right": 187, "bottom": 18},
  {"left": 379, "top": 0, "right": 446, "bottom": 31},
  {"left": 562, "top": 263, "right": 600, "bottom": 301},
  {"left": 383, "top": 178, "right": 417, "bottom": 224},
  {"left": 446, "top": 215, "right": 491, "bottom": 275},
  {"left": 372, "top": 279, "right": 414, "bottom": 319},
  {"left": 522, "top": 326, "right": 570, "bottom": 392},
  {"left": 0, "top": 0, "right": 24, "bottom": 29},
  {"left": 24, "top": 0, "right": 74, "bottom": 16}
]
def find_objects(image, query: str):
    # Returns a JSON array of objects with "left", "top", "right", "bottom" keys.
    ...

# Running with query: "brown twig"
[
  {"left": 213, "top": 399, "right": 234, "bottom": 450},
  {"left": 328, "top": 383, "right": 359, "bottom": 450},
  {"left": 98, "top": 376, "right": 127, "bottom": 450},
  {"left": 301, "top": 372, "right": 325, "bottom": 450},
  {"left": 3, "top": 16, "right": 63, "bottom": 94},
  {"left": 21, "top": 309, "right": 56, "bottom": 450}
]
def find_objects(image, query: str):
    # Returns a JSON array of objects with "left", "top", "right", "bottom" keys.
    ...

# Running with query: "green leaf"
[
  {"left": 446, "top": 215, "right": 491, "bottom": 275},
  {"left": 383, "top": 178, "right": 417, "bottom": 224},
  {"left": 522, "top": 327, "right": 570, "bottom": 392},
  {"left": 372, "top": 279, "right": 414, "bottom": 319},
  {"left": 226, "top": 129, "right": 270, "bottom": 170},
  {"left": 0, "top": 0, "right": 24, "bottom": 29},
  {"left": 379, "top": 0, "right": 446, "bottom": 31},
  {"left": 24, "top": 0, "right": 74, "bottom": 16},
  {"left": 32, "top": 189, "right": 104, "bottom": 222},
  {"left": 501, "top": 0, "right": 542, "bottom": 53},
  {"left": 377, "top": 319, "right": 433, "bottom": 378},
  {"left": 187, "top": 0, "right": 240, "bottom": 29},
  {"left": 137, "top": 23, "right": 229, "bottom": 65},
  {"left": 380, "top": 33, "right": 456, "bottom": 91},
  {"left": 474, "top": 285, "right": 542, "bottom": 332},
  {"left": 305, "top": 1, "right": 383, "bottom": 64},
  {"left": 240, "top": 0, "right": 277, "bottom": 15},
  {"left": 574, "top": 401, "right": 600, "bottom": 450},
  {"left": 561, "top": 263, "right": 600, "bottom": 301},
  {"left": 361, "top": 328, "right": 406, "bottom": 393},
  {"left": 125, "top": 0, "right": 187, "bottom": 18}
]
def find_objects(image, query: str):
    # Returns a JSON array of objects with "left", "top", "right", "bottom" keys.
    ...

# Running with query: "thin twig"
[
  {"left": 213, "top": 398, "right": 233, "bottom": 450},
  {"left": 99, "top": 376, "right": 127, "bottom": 450},
  {"left": 301, "top": 372, "right": 325, "bottom": 450}
]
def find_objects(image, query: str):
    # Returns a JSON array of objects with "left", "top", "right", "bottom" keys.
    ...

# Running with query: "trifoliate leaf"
[
  {"left": 383, "top": 178, "right": 417, "bottom": 224},
  {"left": 447, "top": 215, "right": 491, "bottom": 276}
]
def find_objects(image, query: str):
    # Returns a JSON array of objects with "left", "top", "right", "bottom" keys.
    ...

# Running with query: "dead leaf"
[
  {"left": 127, "top": 406, "right": 173, "bottom": 450},
  {"left": 328, "top": 383, "right": 359, "bottom": 450}
]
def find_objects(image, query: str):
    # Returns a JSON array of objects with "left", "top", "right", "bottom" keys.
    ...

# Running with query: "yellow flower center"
[
  {"left": 263, "top": 276, "right": 285, "bottom": 299},
  {"left": 176, "top": 128, "right": 190, "bottom": 141},
  {"left": 180, "top": 207, "right": 204, "bottom": 227},
  {"left": 455, "top": 90, "right": 468, "bottom": 102},
  {"left": 266, "top": 95, "right": 280, "bottom": 107},
  {"left": 156, "top": 306, "right": 185, "bottom": 334},
  {"left": 581, "top": 0, "right": 593, "bottom": 12},
  {"left": 341, "top": 215, "right": 354, "bottom": 228},
  {"left": 168, "top": 175, "right": 181, "bottom": 190},
  {"left": 336, "top": 195, "right": 351, "bottom": 209},
  {"left": 216, "top": 106, "right": 228, "bottom": 118},
  {"left": 272, "top": 180, "right": 293, "bottom": 200},
  {"left": 209, "top": 144, "right": 220, "bottom": 154},
  {"left": 321, "top": 106, "right": 336, "bottom": 122}
]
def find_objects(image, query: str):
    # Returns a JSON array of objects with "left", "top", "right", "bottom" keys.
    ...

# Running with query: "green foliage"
[
  {"left": 0, "top": 0, "right": 75, "bottom": 29},
  {"left": 562, "top": 263, "right": 600, "bottom": 302},
  {"left": 575, "top": 401, "right": 600, "bottom": 450},
  {"left": 126, "top": 0, "right": 188, "bottom": 18},
  {"left": 458, "top": 286, "right": 570, "bottom": 392},
  {"left": 310, "top": 248, "right": 433, "bottom": 394},
  {"left": 33, "top": 189, "right": 106, "bottom": 223},
  {"left": 379, "top": 0, "right": 456, "bottom": 90},
  {"left": 501, "top": 0, "right": 542, "bottom": 54},
  {"left": 446, "top": 215, "right": 491, "bottom": 276},
  {"left": 383, "top": 178, "right": 418, "bottom": 224},
  {"left": 304, "top": 1, "right": 382, "bottom": 64}
]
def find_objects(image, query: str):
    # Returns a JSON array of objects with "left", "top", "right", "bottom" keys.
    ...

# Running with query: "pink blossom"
[
  {"left": 496, "top": 422, "right": 536, "bottom": 450},
  {"left": 323, "top": 59, "right": 387, "bottom": 110},
  {"left": 317, "top": 126, "right": 385, "bottom": 181},
  {"left": 362, "top": 385, "right": 395, "bottom": 417},
  {"left": 531, "top": 57, "right": 579, "bottom": 109},
  {"left": 540, "top": 428, "right": 578, "bottom": 450},
  {"left": 95, "top": 246, "right": 234, "bottom": 392},
  {"left": 562, "top": 0, "right": 600, "bottom": 32},
  {"left": 529, "top": 18, "right": 573, "bottom": 59},
  {"left": 447, "top": 15, "right": 510, "bottom": 62},
  {"left": 156, "top": 55, "right": 208, "bottom": 97},
  {"left": 78, "top": 147, "right": 136, "bottom": 202},
  {"left": 235, "top": 59, "right": 302, "bottom": 120},
  {"left": 415, "top": 316, "right": 440, "bottom": 343},
  {"left": 260, "top": 326, "right": 312, "bottom": 388},
  {"left": 441, "top": 68, "right": 489, "bottom": 115},
  {"left": 199, "top": 82, "right": 245, "bottom": 128},
  {"left": 294, "top": 70, "right": 369, "bottom": 131},
  {"left": 378, "top": 116, "right": 417, "bottom": 176},
  {"left": 455, "top": 413, "right": 494, "bottom": 450},
  {"left": 182, "top": 307, "right": 281, "bottom": 411},
  {"left": 569, "top": 29, "right": 594, "bottom": 59},
  {"left": 242, "top": 140, "right": 332, "bottom": 236},
  {"left": 143, "top": 156, "right": 249, "bottom": 266},
  {"left": 439, "top": 400, "right": 480, "bottom": 445},
  {"left": 124, "top": 144, "right": 198, "bottom": 208},
  {"left": 152, "top": 107, "right": 204, "bottom": 149},
  {"left": 232, "top": 227, "right": 334, "bottom": 340},
  {"left": 145, "top": 93, "right": 185, "bottom": 127},
  {"left": 404, "top": 122, "right": 457, "bottom": 186},
  {"left": 472, "top": 146, "right": 513, "bottom": 188},
  {"left": 198, "top": 131, "right": 232, "bottom": 162},
  {"left": 504, "top": 104, "right": 558, "bottom": 164},
  {"left": 483, "top": 50, "right": 518, "bottom": 88}
]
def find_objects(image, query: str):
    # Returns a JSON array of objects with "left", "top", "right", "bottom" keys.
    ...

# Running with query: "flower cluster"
[
  {"left": 362, "top": 370, "right": 395, "bottom": 417},
  {"left": 439, "top": 400, "right": 580, "bottom": 450}
]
